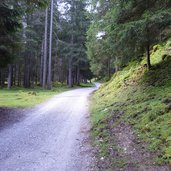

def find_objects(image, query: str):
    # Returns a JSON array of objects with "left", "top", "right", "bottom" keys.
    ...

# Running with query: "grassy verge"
[
  {"left": 79, "top": 82, "right": 95, "bottom": 87},
  {"left": 90, "top": 40, "right": 171, "bottom": 166},
  {"left": 0, "top": 82, "right": 95, "bottom": 108},
  {"left": 0, "top": 86, "right": 68, "bottom": 108}
]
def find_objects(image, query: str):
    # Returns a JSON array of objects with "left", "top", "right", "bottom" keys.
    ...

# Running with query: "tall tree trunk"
[
  {"left": 115, "top": 56, "right": 119, "bottom": 72},
  {"left": 24, "top": 56, "right": 30, "bottom": 88},
  {"left": 0, "top": 68, "right": 5, "bottom": 87},
  {"left": 17, "top": 63, "right": 20, "bottom": 86},
  {"left": 53, "top": 38, "right": 58, "bottom": 82},
  {"left": 68, "top": 58, "right": 73, "bottom": 88},
  {"left": 43, "top": 8, "right": 48, "bottom": 89},
  {"left": 40, "top": 41, "right": 44, "bottom": 86},
  {"left": 68, "top": 0, "right": 75, "bottom": 88},
  {"left": 76, "top": 65, "right": 80, "bottom": 86},
  {"left": 8, "top": 64, "right": 12, "bottom": 89},
  {"left": 47, "top": 0, "right": 54, "bottom": 90},
  {"left": 146, "top": 44, "right": 151, "bottom": 70},
  {"left": 24, "top": 14, "right": 31, "bottom": 88},
  {"left": 13, "top": 64, "right": 16, "bottom": 86}
]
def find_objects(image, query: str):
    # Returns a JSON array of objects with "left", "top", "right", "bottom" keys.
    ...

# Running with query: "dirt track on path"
[{"left": 0, "top": 86, "right": 99, "bottom": 171}]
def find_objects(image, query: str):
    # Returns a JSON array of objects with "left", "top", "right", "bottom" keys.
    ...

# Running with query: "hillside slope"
[{"left": 91, "top": 40, "right": 171, "bottom": 170}]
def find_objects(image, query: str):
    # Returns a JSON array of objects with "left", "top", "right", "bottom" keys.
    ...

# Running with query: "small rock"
[{"left": 100, "top": 157, "right": 104, "bottom": 160}]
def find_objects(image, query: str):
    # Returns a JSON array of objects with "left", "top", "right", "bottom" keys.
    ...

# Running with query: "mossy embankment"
[{"left": 91, "top": 40, "right": 171, "bottom": 170}]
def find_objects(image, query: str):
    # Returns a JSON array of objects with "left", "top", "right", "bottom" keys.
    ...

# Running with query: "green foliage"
[
  {"left": 0, "top": 0, "right": 50, "bottom": 68},
  {"left": 57, "top": 0, "right": 93, "bottom": 82},
  {"left": 0, "top": 2, "right": 22, "bottom": 67},
  {"left": 87, "top": 0, "right": 171, "bottom": 77},
  {"left": 52, "top": 81, "right": 66, "bottom": 88},
  {"left": 91, "top": 40, "right": 171, "bottom": 164},
  {"left": 79, "top": 82, "right": 95, "bottom": 87}
]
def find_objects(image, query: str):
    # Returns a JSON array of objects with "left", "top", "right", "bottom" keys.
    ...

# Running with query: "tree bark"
[
  {"left": 17, "top": 63, "right": 20, "bottom": 86},
  {"left": 47, "top": 0, "right": 54, "bottom": 90},
  {"left": 0, "top": 68, "right": 5, "bottom": 87},
  {"left": 42, "top": 8, "right": 48, "bottom": 89},
  {"left": 8, "top": 64, "right": 13, "bottom": 89},
  {"left": 40, "top": 41, "right": 44, "bottom": 86},
  {"left": 24, "top": 56, "right": 30, "bottom": 88},
  {"left": 13, "top": 64, "right": 16, "bottom": 86},
  {"left": 68, "top": 31, "right": 74, "bottom": 88},
  {"left": 115, "top": 56, "right": 119, "bottom": 72},
  {"left": 68, "top": 58, "right": 73, "bottom": 88},
  {"left": 76, "top": 65, "right": 80, "bottom": 86}
]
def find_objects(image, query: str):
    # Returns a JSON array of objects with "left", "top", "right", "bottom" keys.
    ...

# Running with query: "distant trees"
[
  {"left": 0, "top": 2, "right": 21, "bottom": 68},
  {"left": 115, "top": 0, "right": 171, "bottom": 69},
  {"left": 56, "top": 0, "right": 93, "bottom": 87},
  {"left": 86, "top": 0, "right": 171, "bottom": 78},
  {"left": 2, "top": 0, "right": 171, "bottom": 88},
  {"left": 0, "top": 0, "right": 93, "bottom": 89}
]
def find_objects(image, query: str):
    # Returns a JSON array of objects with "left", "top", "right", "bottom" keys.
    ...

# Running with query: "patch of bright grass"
[
  {"left": 78, "top": 82, "right": 95, "bottom": 87},
  {"left": 0, "top": 86, "right": 68, "bottom": 108},
  {"left": 91, "top": 39, "right": 171, "bottom": 164}
]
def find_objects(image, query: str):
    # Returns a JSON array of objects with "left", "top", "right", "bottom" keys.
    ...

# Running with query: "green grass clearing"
[
  {"left": 0, "top": 86, "right": 69, "bottom": 108},
  {"left": 0, "top": 81, "right": 95, "bottom": 108}
]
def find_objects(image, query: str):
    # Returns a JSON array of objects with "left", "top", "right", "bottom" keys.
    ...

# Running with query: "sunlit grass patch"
[{"left": 0, "top": 86, "right": 68, "bottom": 108}]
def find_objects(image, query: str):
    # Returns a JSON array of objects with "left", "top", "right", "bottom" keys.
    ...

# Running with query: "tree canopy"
[
  {"left": 0, "top": 0, "right": 93, "bottom": 89},
  {"left": 86, "top": 0, "right": 171, "bottom": 79}
]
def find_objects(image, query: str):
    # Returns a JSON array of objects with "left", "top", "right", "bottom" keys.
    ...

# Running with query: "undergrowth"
[{"left": 91, "top": 40, "right": 171, "bottom": 165}]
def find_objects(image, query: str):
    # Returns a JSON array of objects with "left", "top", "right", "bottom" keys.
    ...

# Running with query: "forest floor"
[
  {"left": 0, "top": 107, "right": 25, "bottom": 131},
  {"left": 91, "top": 109, "right": 171, "bottom": 171},
  {"left": 0, "top": 83, "right": 94, "bottom": 108},
  {"left": 90, "top": 41, "right": 171, "bottom": 170},
  {"left": 0, "top": 86, "right": 68, "bottom": 108},
  {"left": 0, "top": 86, "right": 99, "bottom": 171}
]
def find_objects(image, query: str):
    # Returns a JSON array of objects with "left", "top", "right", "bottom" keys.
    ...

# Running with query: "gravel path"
[{"left": 0, "top": 85, "right": 100, "bottom": 171}]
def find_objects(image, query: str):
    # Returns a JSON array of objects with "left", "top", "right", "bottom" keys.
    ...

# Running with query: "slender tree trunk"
[
  {"left": 8, "top": 64, "right": 12, "bottom": 89},
  {"left": 68, "top": 58, "right": 73, "bottom": 88},
  {"left": 24, "top": 14, "right": 31, "bottom": 88},
  {"left": 68, "top": 28, "right": 74, "bottom": 87},
  {"left": 68, "top": 0, "right": 75, "bottom": 88},
  {"left": 24, "top": 57, "right": 30, "bottom": 88},
  {"left": 47, "top": 0, "right": 54, "bottom": 90},
  {"left": 0, "top": 68, "right": 5, "bottom": 87},
  {"left": 17, "top": 63, "right": 20, "bottom": 86},
  {"left": 13, "top": 64, "right": 16, "bottom": 86},
  {"left": 0, "top": 68, "right": 1, "bottom": 87},
  {"left": 54, "top": 38, "right": 58, "bottom": 82},
  {"left": 76, "top": 65, "right": 80, "bottom": 86},
  {"left": 146, "top": 44, "right": 151, "bottom": 70},
  {"left": 43, "top": 8, "right": 48, "bottom": 89},
  {"left": 40, "top": 41, "right": 44, "bottom": 86},
  {"left": 115, "top": 56, "right": 119, "bottom": 72}
]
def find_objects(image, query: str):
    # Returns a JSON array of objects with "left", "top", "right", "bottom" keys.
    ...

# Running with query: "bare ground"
[
  {"left": 93, "top": 111, "right": 171, "bottom": 171},
  {"left": 0, "top": 108, "right": 26, "bottom": 131}
]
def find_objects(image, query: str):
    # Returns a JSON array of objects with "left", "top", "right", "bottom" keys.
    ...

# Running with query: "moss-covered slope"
[{"left": 91, "top": 40, "right": 171, "bottom": 167}]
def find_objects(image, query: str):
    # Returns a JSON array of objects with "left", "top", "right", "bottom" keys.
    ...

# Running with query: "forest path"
[{"left": 0, "top": 84, "right": 100, "bottom": 171}]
